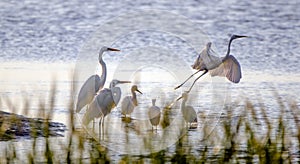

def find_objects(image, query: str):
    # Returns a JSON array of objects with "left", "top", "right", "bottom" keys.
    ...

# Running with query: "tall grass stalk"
[{"left": 0, "top": 78, "right": 299, "bottom": 163}]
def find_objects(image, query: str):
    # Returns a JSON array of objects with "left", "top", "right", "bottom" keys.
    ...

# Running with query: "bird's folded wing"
[
  {"left": 209, "top": 55, "right": 242, "bottom": 83},
  {"left": 97, "top": 89, "right": 114, "bottom": 113},
  {"left": 148, "top": 107, "right": 161, "bottom": 118},
  {"left": 121, "top": 97, "right": 133, "bottom": 113},
  {"left": 76, "top": 75, "right": 101, "bottom": 113}
]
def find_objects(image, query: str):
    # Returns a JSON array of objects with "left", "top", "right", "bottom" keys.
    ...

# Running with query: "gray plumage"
[
  {"left": 177, "top": 92, "right": 197, "bottom": 124},
  {"left": 148, "top": 99, "right": 161, "bottom": 128},
  {"left": 82, "top": 79, "right": 130, "bottom": 126},
  {"left": 121, "top": 85, "right": 142, "bottom": 117},
  {"left": 175, "top": 35, "right": 247, "bottom": 92}
]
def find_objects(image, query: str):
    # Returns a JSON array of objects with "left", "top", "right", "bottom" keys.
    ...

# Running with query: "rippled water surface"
[{"left": 0, "top": 0, "right": 299, "bottom": 73}]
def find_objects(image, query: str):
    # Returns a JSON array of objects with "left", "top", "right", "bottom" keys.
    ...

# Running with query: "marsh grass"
[{"left": 0, "top": 79, "right": 299, "bottom": 163}]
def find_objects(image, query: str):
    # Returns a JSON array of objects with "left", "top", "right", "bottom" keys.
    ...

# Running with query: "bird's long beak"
[
  {"left": 176, "top": 96, "right": 183, "bottom": 101},
  {"left": 107, "top": 47, "right": 120, "bottom": 51},
  {"left": 136, "top": 89, "right": 143, "bottom": 94},
  {"left": 118, "top": 80, "right": 131, "bottom": 84},
  {"left": 236, "top": 35, "right": 248, "bottom": 38}
]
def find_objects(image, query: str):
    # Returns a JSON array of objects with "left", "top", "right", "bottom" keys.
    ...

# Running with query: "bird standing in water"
[
  {"left": 76, "top": 46, "right": 120, "bottom": 113},
  {"left": 148, "top": 99, "right": 161, "bottom": 130},
  {"left": 82, "top": 80, "right": 131, "bottom": 130},
  {"left": 177, "top": 92, "right": 197, "bottom": 127},
  {"left": 121, "top": 85, "right": 142, "bottom": 118}
]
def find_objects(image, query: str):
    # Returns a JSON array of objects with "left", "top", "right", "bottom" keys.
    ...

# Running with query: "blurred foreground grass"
[{"left": 0, "top": 80, "right": 299, "bottom": 163}]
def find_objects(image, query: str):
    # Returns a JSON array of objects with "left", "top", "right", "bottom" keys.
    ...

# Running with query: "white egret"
[
  {"left": 148, "top": 99, "right": 161, "bottom": 130},
  {"left": 175, "top": 35, "right": 247, "bottom": 92},
  {"left": 177, "top": 92, "right": 197, "bottom": 127},
  {"left": 76, "top": 46, "right": 120, "bottom": 113},
  {"left": 82, "top": 79, "right": 131, "bottom": 128},
  {"left": 121, "top": 85, "right": 142, "bottom": 118}
]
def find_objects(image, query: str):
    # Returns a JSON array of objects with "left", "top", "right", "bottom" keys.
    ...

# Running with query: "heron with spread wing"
[{"left": 175, "top": 35, "right": 247, "bottom": 92}]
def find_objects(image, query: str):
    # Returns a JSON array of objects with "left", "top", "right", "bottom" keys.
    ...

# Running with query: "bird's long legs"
[
  {"left": 174, "top": 70, "right": 202, "bottom": 90},
  {"left": 98, "top": 117, "right": 105, "bottom": 140},
  {"left": 99, "top": 117, "right": 103, "bottom": 133},
  {"left": 102, "top": 117, "right": 105, "bottom": 131},
  {"left": 187, "top": 69, "right": 208, "bottom": 93},
  {"left": 86, "top": 104, "right": 96, "bottom": 130}
]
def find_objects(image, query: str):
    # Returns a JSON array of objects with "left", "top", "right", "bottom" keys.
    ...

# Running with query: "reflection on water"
[{"left": 0, "top": 60, "right": 300, "bottom": 161}]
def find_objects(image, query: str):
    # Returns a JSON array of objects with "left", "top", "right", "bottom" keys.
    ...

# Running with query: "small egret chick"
[
  {"left": 148, "top": 99, "right": 161, "bottom": 130},
  {"left": 177, "top": 92, "right": 197, "bottom": 128},
  {"left": 121, "top": 85, "right": 142, "bottom": 118}
]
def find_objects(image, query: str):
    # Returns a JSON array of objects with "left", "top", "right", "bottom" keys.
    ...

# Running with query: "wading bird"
[
  {"left": 121, "top": 85, "right": 142, "bottom": 118},
  {"left": 82, "top": 79, "right": 131, "bottom": 129},
  {"left": 76, "top": 46, "right": 120, "bottom": 113},
  {"left": 148, "top": 99, "right": 161, "bottom": 130},
  {"left": 175, "top": 35, "right": 247, "bottom": 92},
  {"left": 177, "top": 92, "right": 197, "bottom": 127}
]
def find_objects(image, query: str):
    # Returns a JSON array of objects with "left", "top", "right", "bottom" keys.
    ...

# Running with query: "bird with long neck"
[
  {"left": 121, "top": 85, "right": 143, "bottom": 118},
  {"left": 176, "top": 92, "right": 197, "bottom": 126},
  {"left": 223, "top": 35, "right": 246, "bottom": 61},
  {"left": 175, "top": 35, "right": 247, "bottom": 92},
  {"left": 82, "top": 79, "right": 131, "bottom": 129},
  {"left": 97, "top": 48, "right": 107, "bottom": 90},
  {"left": 148, "top": 99, "right": 161, "bottom": 130},
  {"left": 76, "top": 46, "right": 120, "bottom": 113}
]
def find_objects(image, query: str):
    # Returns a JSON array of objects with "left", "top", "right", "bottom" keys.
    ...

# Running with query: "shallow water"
[
  {"left": 1, "top": 62, "right": 299, "bottom": 157},
  {"left": 1, "top": 0, "right": 300, "bottom": 160}
]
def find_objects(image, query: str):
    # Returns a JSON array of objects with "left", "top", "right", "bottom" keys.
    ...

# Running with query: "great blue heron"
[
  {"left": 175, "top": 35, "right": 247, "bottom": 92},
  {"left": 148, "top": 99, "right": 161, "bottom": 130},
  {"left": 82, "top": 79, "right": 131, "bottom": 129},
  {"left": 121, "top": 85, "right": 142, "bottom": 118},
  {"left": 76, "top": 46, "right": 120, "bottom": 113},
  {"left": 176, "top": 92, "right": 197, "bottom": 127}
]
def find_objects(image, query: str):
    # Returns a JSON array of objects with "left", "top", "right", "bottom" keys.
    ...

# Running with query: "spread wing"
[
  {"left": 192, "top": 44, "right": 222, "bottom": 70},
  {"left": 204, "top": 52, "right": 222, "bottom": 70},
  {"left": 209, "top": 55, "right": 242, "bottom": 83}
]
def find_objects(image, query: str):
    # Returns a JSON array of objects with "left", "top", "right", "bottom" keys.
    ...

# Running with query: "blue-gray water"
[
  {"left": 1, "top": 0, "right": 300, "bottom": 160},
  {"left": 1, "top": 0, "right": 300, "bottom": 74}
]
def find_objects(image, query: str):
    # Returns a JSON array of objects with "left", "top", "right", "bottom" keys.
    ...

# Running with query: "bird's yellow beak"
[{"left": 107, "top": 47, "right": 120, "bottom": 51}]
